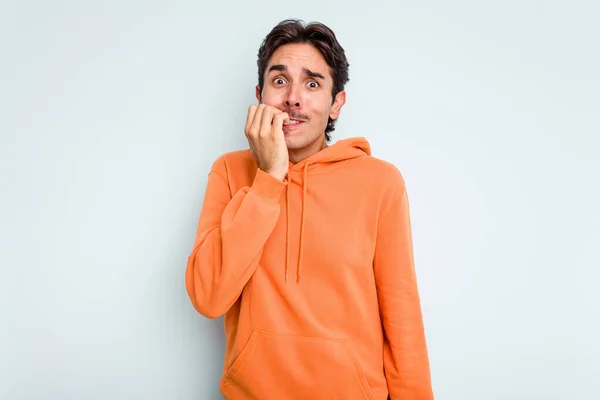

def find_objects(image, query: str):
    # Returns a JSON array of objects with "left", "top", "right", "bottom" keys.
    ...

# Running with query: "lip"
[{"left": 282, "top": 121, "right": 305, "bottom": 132}]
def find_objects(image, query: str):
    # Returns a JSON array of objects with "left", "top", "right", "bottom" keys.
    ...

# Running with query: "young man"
[{"left": 186, "top": 19, "right": 434, "bottom": 400}]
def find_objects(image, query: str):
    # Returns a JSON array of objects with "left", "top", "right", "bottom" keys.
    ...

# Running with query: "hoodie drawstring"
[
  {"left": 284, "top": 161, "right": 309, "bottom": 284},
  {"left": 279, "top": 137, "right": 370, "bottom": 284},
  {"left": 285, "top": 176, "right": 291, "bottom": 282},
  {"left": 296, "top": 162, "right": 309, "bottom": 283}
]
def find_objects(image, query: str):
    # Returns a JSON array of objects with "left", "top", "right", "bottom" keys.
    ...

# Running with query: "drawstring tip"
[{"left": 285, "top": 272, "right": 288, "bottom": 282}]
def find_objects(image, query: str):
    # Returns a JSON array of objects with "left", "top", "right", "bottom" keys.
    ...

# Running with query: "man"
[{"left": 186, "top": 19, "right": 434, "bottom": 400}]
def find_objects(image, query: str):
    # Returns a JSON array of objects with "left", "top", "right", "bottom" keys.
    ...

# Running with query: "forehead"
[{"left": 267, "top": 43, "right": 331, "bottom": 78}]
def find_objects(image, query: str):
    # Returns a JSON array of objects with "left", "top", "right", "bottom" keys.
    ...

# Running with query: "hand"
[{"left": 245, "top": 104, "right": 289, "bottom": 181}]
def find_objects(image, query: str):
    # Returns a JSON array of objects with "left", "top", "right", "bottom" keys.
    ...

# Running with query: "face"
[{"left": 256, "top": 43, "right": 346, "bottom": 151}]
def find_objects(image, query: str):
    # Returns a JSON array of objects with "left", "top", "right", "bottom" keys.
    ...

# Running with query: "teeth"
[{"left": 286, "top": 120, "right": 301, "bottom": 125}]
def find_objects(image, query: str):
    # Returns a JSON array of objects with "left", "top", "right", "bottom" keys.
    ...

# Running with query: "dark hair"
[{"left": 257, "top": 19, "right": 350, "bottom": 142}]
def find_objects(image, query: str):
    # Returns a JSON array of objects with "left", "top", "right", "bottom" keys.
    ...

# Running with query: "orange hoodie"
[{"left": 186, "top": 137, "right": 433, "bottom": 400}]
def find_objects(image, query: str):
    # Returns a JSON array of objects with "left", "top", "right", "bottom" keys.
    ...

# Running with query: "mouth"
[
  {"left": 283, "top": 118, "right": 306, "bottom": 126},
  {"left": 282, "top": 118, "right": 306, "bottom": 131}
]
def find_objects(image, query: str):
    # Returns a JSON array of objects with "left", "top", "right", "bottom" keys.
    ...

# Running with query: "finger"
[
  {"left": 248, "top": 104, "right": 267, "bottom": 137},
  {"left": 272, "top": 112, "right": 289, "bottom": 134},
  {"left": 259, "top": 106, "right": 276, "bottom": 138},
  {"left": 245, "top": 105, "right": 258, "bottom": 135}
]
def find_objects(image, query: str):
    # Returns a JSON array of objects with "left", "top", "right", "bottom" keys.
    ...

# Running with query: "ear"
[
  {"left": 255, "top": 85, "right": 262, "bottom": 103},
  {"left": 329, "top": 90, "right": 346, "bottom": 120}
]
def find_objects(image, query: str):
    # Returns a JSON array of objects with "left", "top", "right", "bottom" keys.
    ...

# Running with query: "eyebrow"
[{"left": 268, "top": 64, "right": 326, "bottom": 80}]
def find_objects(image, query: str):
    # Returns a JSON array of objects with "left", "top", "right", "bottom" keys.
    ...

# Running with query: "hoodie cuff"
[{"left": 249, "top": 168, "right": 287, "bottom": 205}]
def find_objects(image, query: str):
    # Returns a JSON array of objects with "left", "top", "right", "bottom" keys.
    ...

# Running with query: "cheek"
[
  {"left": 261, "top": 88, "right": 284, "bottom": 106},
  {"left": 308, "top": 97, "right": 333, "bottom": 121}
]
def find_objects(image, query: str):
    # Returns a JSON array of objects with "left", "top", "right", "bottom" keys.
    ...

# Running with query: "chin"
[
  {"left": 284, "top": 138, "right": 301, "bottom": 149},
  {"left": 285, "top": 132, "right": 322, "bottom": 150},
  {"left": 285, "top": 136, "right": 309, "bottom": 150}
]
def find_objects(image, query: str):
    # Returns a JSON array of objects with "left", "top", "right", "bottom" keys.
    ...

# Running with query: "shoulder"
[
  {"left": 354, "top": 155, "right": 407, "bottom": 192},
  {"left": 209, "top": 149, "right": 257, "bottom": 188},
  {"left": 359, "top": 156, "right": 412, "bottom": 218},
  {"left": 210, "top": 149, "right": 255, "bottom": 176}
]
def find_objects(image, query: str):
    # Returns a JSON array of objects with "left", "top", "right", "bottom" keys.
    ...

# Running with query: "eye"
[
  {"left": 307, "top": 81, "right": 320, "bottom": 88},
  {"left": 273, "top": 77, "right": 287, "bottom": 85}
]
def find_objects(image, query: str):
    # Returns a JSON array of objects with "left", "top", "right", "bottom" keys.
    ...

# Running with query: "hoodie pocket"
[{"left": 223, "top": 330, "right": 373, "bottom": 400}]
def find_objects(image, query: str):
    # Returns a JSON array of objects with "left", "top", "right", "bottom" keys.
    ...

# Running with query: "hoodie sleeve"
[
  {"left": 373, "top": 169, "right": 434, "bottom": 399},
  {"left": 185, "top": 156, "right": 286, "bottom": 319}
]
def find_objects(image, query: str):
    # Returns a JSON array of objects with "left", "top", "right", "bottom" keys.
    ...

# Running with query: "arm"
[
  {"left": 185, "top": 156, "right": 286, "bottom": 319},
  {"left": 374, "top": 170, "right": 434, "bottom": 399}
]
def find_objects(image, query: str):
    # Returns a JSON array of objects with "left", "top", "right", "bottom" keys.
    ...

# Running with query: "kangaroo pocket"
[{"left": 222, "top": 329, "right": 373, "bottom": 400}]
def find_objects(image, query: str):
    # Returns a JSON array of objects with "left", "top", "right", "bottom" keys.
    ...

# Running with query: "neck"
[{"left": 288, "top": 135, "right": 328, "bottom": 164}]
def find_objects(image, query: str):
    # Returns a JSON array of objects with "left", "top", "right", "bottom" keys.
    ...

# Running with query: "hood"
[
  {"left": 288, "top": 136, "right": 371, "bottom": 172},
  {"left": 284, "top": 137, "right": 371, "bottom": 283}
]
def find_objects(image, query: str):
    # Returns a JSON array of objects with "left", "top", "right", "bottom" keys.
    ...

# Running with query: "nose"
[{"left": 285, "top": 84, "right": 301, "bottom": 108}]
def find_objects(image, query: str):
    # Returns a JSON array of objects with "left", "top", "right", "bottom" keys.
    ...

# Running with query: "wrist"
[{"left": 266, "top": 169, "right": 287, "bottom": 181}]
